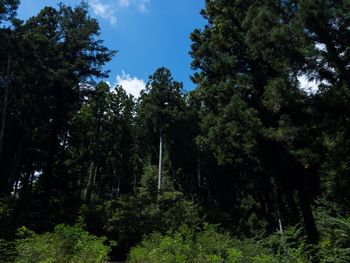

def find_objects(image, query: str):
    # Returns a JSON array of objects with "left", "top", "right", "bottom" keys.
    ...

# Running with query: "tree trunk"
[
  {"left": 84, "top": 158, "right": 99, "bottom": 204},
  {"left": 158, "top": 129, "right": 163, "bottom": 191}
]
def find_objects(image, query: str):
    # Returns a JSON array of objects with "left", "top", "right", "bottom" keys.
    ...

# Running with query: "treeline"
[{"left": 1, "top": 0, "right": 350, "bottom": 262}]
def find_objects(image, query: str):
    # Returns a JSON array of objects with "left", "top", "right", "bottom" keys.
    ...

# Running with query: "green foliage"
[
  {"left": 1, "top": 0, "right": 350, "bottom": 261},
  {"left": 0, "top": 238, "right": 16, "bottom": 262},
  {"left": 139, "top": 164, "right": 174, "bottom": 196},
  {"left": 190, "top": 0, "right": 328, "bottom": 243},
  {"left": 15, "top": 224, "right": 110, "bottom": 263},
  {"left": 138, "top": 67, "right": 185, "bottom": 135},
  {"left": 100, "top": 190, "right": 202, "bottom": 257},
  {"left": 128, "top": 224, "right": 278, "bottom": 263},
  {"left": 69, "top": 82, "right": 135, "bottom": 203},
  {"left": 266, "top": 225, "right": 310, "bottom": 262},
  {"left": 316, "top": 212, "right": 350, "bottom": 262},
  {"left": 0, "top": 0, "right": 19, "bottom": 23},
  {"left": 128, "top": 215, "right": 350, "bottom": 263}
]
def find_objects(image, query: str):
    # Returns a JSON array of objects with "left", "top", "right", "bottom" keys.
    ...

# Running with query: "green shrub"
[
  {"left": 227, "top": 248, "right": 244, "bottom": 262},
  {"left": 15, "top": 224, "right": 110, "bottom": 263},
  {"left": 316, "top": 212, "right": 350, "bottom": 262},
  {"left": 127, "top": 226, "right": 193, "bottom": 263},
  {"left": 127, "top": 224, "right": 276, "bottom": 263},
  {"left": 101, "top": 190, "right": 202, "bottom": 256},
  {"left": 266, "top": 225, "right": 310, "bottom": 262},
  {"left": 0, "top": 238, "right": 17, "bottom": 262}
]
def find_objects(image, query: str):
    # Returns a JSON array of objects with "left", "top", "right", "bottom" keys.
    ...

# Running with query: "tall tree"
[
  {"left": 136, "top": 67, "right": 186, "bottom": 190},
  {"left": 190, "top": 0, "right": 323, "bottom": 242},
  {"left": 68, "top": 82, "right": 135, "bottom": 204},
  {"left": 0, "top": 0, "right": 20, "bottom": 194},
  {"left": 0, "top": 3, "right": 115, "bottom": 231},
  {"left": 293, "top": 1, "right": 350, "bottom": 213}
]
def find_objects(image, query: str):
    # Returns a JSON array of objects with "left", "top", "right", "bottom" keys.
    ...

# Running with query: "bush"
[
  {"left": 0, "top": 238, "right": 17, "bottom": 262},
  {"left": 15, "top": 224, "right": 110, "bottom": 263},
  {"left": 127, "top": 224, "right": 276, "bottom": 263},
  {"left": 100, "top": 190, "right": 202, "bottom": 258},
  {"left": 316, "top": 212, "right": 350, "bottom": 262},
  {"left": 79, "top": 164, "right": 203, "bottom": 259},
  {"left": 266, "top": 225, "right": 310, "bottom": 262}
]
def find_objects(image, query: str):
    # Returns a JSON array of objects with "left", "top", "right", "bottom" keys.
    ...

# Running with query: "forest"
[{"left": 1, "top": 0, "right": 350, "bottom": 262}]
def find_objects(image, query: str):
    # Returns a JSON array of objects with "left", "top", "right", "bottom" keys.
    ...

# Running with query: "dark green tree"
[
  {"left": 295, "top": 0, "right": 350, "bottom": 214},
  {"left": 68, "top": 82, "right": 135, "bottom": 204},
  {"left": 0, "top": 0, "right": 19, "bottom": 23},
  {"left": 136, "top": 67, "right": 187, "bottom": 190},
  {"left": 0, "top": 2, "right": 115, "bottom": 231},
  {"left": 190, "top": 0, "right": 324, "bottom": 243}
]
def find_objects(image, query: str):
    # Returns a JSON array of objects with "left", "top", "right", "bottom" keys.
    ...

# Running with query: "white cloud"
[
  {"left": 115, "top": 71, "right": 146, "bottom": 98},
  {"left": 88, "top": 0, "right": 150, "bottom": 26},
  {"left": 90, "top": 0, "right": 117, "bottom": 25},
  {"left": 118, "top": 0, "right": 150, "bottom": 12}
]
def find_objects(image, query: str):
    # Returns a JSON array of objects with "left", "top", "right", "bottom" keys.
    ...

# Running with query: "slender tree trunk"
[
  {"left": 158, "top": 129, "right": 163, "bottom": 191},
  {"left": 84, "top": 161, "right": 97, "bottom": 203},
  {"left": 273, "top": 187, "right": 285, "bottom": 235},
  {"left": 278, "top": 215, "right": 283, "bottom": 234},
  {"left": 0, "top": 55, "right": 11, "bottom": 162}
]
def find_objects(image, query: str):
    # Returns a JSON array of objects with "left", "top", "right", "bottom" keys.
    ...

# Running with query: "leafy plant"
[
  {"left": 316, "top": 212, "right": 350, "bottom": 262},
  {"left": 127, "top": 224, "right": 277, "bottom": 263},
  {"left": 15, "top": 224, "right": 110, "bottom": 263}
]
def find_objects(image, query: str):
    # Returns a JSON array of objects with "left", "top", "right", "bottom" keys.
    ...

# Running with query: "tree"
[
  {"left": 190, "top": 0, "right": 323, "bottom": 242},
  {"left": 136, "top": 67, "right": 186, "bottom": 191},
  {"left": 294, "top": 0, "right": 350, "bottom": 214},
  {"left": 0, "top": 0, "right": 19, "bottom": 23},
  {"left": 0, "top": 0, "right": 19, "bottom": 188},
  {"left": 68, "top": 82, "right": 135, "bottom": 204},
  {"left": 0, "top": 3, "right": 115, "bottom": 232}
]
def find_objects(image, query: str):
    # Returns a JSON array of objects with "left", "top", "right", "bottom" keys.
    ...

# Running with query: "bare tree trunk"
[
  {"left": 84, "top": 161, "right": 97, "bottom": 203},
  {"left": 0, "top": 55, "right": 11, "bottom": 162},
  {"left": 158, "top": 129, "right": 163, "bottom": 191}
]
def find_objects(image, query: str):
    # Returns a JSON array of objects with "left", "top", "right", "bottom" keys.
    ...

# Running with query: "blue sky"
[{"left": 17, "top": 0, "right": 205, "bottom": 97}]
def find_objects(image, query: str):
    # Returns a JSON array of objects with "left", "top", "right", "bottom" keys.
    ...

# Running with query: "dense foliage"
[
  {"left": 128, "top": 214, "right": 350, "bottom": 263},
  {"left": 1, "top": 225, "right": 109, "bottom": 262},
  {"left": 1, "top": 0, "right": 350, "bottom": 262},
  {"left": 15, "top": 225, "right": 110, "bottom": 263}
]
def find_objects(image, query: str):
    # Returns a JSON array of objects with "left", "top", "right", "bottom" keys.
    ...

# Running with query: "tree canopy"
[{"left": 1, "top": 0, "right": 350, "bottom": 262}]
